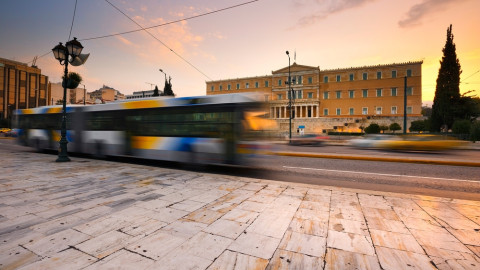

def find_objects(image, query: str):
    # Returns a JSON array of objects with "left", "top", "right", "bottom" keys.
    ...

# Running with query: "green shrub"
[
  {"left": 452, "top": 119, "right": 471, "bottom": 134},
  {"left": 365, "top": 123, "right": 380, "bottom": 134},
  {"left": 470, "top": 121, "right": 480, "bottom": 142}
]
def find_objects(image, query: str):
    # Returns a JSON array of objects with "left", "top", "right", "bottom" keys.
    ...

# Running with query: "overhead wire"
[
  {"left": 68, "top": 0, "right": 79, "bottom": 41},
  {"left": 103, "top": 0, "right": 214, "bottom": 80}
]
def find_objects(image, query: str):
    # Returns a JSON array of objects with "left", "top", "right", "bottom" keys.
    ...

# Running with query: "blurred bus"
[{"left": 13, "top": 93, "right": 276, "bottom": 165}]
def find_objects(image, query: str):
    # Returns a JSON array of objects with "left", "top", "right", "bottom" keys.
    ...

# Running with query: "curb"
[{"left": 272, "top": 151, "right": 480, "bottom": 167}]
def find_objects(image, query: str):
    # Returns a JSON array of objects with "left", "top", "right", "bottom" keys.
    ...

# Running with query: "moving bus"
[{"left": 13, "top": 93, "right": 275, "bottom": 165}]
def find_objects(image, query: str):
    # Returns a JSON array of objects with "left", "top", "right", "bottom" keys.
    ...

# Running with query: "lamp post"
[
  {"left": 159, "top": 69, "right": 167, "bottom": 82},
  {"left": 52, "top": 37, "right": 84, "bottom": 162},
  {"left": 286, "top": 51, "right": 292, "bottom": 143}
]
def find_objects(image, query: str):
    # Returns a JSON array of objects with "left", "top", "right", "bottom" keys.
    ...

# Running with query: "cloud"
[
  {"left": 116, "top": 35, "right": 133, "bottom": 46},
  {"left": 399, "top": 0, "right": 469, "bottom": 28},
  {"left": 294, "top": 0, "right": 376, "bottom": 27}
]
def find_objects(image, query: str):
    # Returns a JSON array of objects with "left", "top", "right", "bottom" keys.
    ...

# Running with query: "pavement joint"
[{"left": 0, "top": 149, "right": 479, "bottom": 269}]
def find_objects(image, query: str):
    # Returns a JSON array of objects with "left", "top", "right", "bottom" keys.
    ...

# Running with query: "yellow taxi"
[{"left": 376, "top": 134, "right": 468, "bottom": 151}]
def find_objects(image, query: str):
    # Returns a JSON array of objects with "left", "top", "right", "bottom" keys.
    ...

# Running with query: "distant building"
[
  {"left": 89, "top": 85, "right": 125, "bottom": 103},
  {"left": 206, "top": 61, "right": 423, "bottom": 134},
  {"left": 0, "top": 57, "right": 49, "bottom": 120},
  {"left": 125, "top": 89, "right": 163, "bottom": 99}
]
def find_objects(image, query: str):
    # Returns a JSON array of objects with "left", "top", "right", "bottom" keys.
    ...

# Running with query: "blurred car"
[
  {"left": 349, "top": 134, "right": 394, "bottom": 148},
  {"left": 289, "top": 134, "right": 329, "bottom": 146},
  {"left": 0, "top": 128, "right": 11, "bottom": 134},
  {"left": 4, "top": 128, "right": 18, "bottom": 137},
  {"left": 376, "top": 134, "right": 468, "bottom": 151}
]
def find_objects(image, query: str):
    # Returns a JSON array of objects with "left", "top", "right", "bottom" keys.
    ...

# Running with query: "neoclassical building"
[{"left": 206, "top": 61, "right": 423, "bottom": 134}]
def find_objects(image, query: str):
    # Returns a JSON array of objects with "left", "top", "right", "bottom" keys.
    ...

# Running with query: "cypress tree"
[
  {"left": 153, "top": 85, "right": 160, "bottom": 97},
  {"left": 430, "top": 24, "right": 462, "bottom": 132},
  {"left": 163, "top": 76, "right": 175, "bottom": 96}
]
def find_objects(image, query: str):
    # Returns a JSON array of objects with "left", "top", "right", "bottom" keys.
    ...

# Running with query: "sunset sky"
[{"left": 1, "top": 0, "right": 479, "bottom": 104}]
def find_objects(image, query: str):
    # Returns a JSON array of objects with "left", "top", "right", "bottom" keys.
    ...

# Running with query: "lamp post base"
[{"left": 56, "top": 155, "right": 71, "bottom": 162}]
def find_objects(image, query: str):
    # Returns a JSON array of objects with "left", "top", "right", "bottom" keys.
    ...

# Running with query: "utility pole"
[{"left": 403, "top": 76, "right": 407, "bottom": 134}]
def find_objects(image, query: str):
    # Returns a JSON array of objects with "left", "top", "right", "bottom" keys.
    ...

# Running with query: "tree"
[
  {"left": 470, "top": 121, "right": 480, "bottom": 142},
  {"left": 162, "top": 76, "right": 175, "bottom": 96},
  {"left": 452, "top": 119, "right": 471, "bottom": 135},
  {"left": 364, "top": 123, "right": 380, "bottom": 134},
  {"left": 389, "top": 123, "right": 401, "bottom": 133},
  {"left": 421, "top": 106, "right": 432, "bottom": 117},
  {"left": 430, "top": 24, "right": 462, "bottom": 132},
  {"left": 410, "top": 120, "right": 430, "bottom": 132},
  {"left": 55, "top": 99, "right": 64, "bottom": 105},
  {"left": 380, "top": 125, "right": 389, "bottom": 134},
  {"left": 153, "top": 85, "right": 160, "bottom": 97},
  {"left": 62, "top": 72, "right": 83, "bottom": 89},
  {"left": 455, "top": 92, "right": 480, "bottom": 121}
]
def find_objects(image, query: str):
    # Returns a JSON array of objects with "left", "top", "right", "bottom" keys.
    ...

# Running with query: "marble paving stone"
[
  {"left": 207, "top": 250, "right": 268, "bottom": 270},
  {"left": 70, "top": 205, "right": 112, "bottom": 220},
  {"left": 307, "top": 188, "right": 332, "bottom": 197},
  {"left": 400, "top": 217, "right": 447, "bottom": 233},
  {"left": 445, "top": 259, "right": 480, "bottom": 270},
  {"left": 295, "top": 208, "right": 329, "bottom": 222},
  {"left": 421, "top": 206, "right": 467, "bottom": 220},
  {"left": 217, "top": 190, "right": 255, "bottom": 204},
  {"left": 370, "top": 229, "right": 424, "bottom": 254},
  {"left": 169, "top": 200, "right": 208, "bottom": 212},
  {"left": 29, "top": 214, "right": 84, "bottom": 235},
  {"left": 446, "top": 228, "right": 480, "bottom": 246},
  {"left": 183, "top": 209, "right": 225, "bottom": 224},
  {"left": 149, "top": 207, "right": 189, "bottom": 223},
  {"left": 238, "top": 200, "right": 269, "bottom": 212},
  {"left": 221, "top": 208, "right": 259, "bottom": 224},
  {"left": 329, "top": 217, "right": 370, "bottom": 235},
  {"left": 126, "top": 231, "right": 186, "bottom": 260},
  {"left": 73, "top": 215, "right": 131, "bottom": 236},
  {"left": 364, "top": 216, "right": 410, "bottom": 234},
  {"left": 386, "top": 197, "right": 423, "bottom": 210},
  {"left": 228, "top": 232, "right": 281, "bottom": 260},
  {"left": 288, "top": 217, "right": 328, "bottom": 237},
  {"left": 162, "top": 220, "right": 208, "bottom": 237},
  {"left": 146, "top": 253, "right": 212, "bottom": 270},
  {"left": 205, "top": 201, "right": 237, "bottom": 213},
  {"left": 410, "top": 229, "right": 472, "bottom": 254},
  {"left": 0, "top": 245, "right": 40, "bottom": 270},
  {"left": 327, "top": 230, "right": 375, "bottom": 256},
  {"left": 376, "top": 246, "right": 436, "bottom": 270},
  {"left": 358, "top": 194, "right": 391, "bottom": 209},
  {"left": 281, "top": 187, "right": 308, "bottom": 198},
  {"left": 266, "top": 249, "right": 323, "bottom": 270},
  {"left": 190, "top": 190, "right": 230, "bottom": 204},
  {"left": 329, "top": 207, "right": 365, "bottom": 221},
  {"left": 394, "top": 208, "right": 435, "bottom": 221},
  {"left": 466, "top": 245, "right": 480, "bottom": 258},
  {"left": 172, "top": 232, "right": 233, "bottom": 261},
  {"left": 324, "top": 248, "right": 381, "bottom": 270},
  {"left": 362, "top": 207, "right": 400, "bottom": 221},
  {"left": 16, "top": 248, "right": 97, "bottom": 270},
  {"left": 436, "top": 217, "right": 480, "bottom": 231},
  {"left": 422, "top": 245, "right": 478, "bottom": 262},
  {"left": 246, "top": 211, "right": 294, "bottom": 239},
  {"left": 248, "top": 194, "right": 277, "bottom": 204},
  {"left": 240, "top": 183, "right": 266, "bottom": 192},
  {"left": 75, "top": 230, "right": 138, "bottom": 259},
  {"left": 119, "top": 216, "right": 167, "bottom": 237},
  {"left": 22, "top": 228, "right": 90, "bottom": 257},
  {"left": 279, "top": 231, "right": 326, "bottom": 258},
  {"left": 134, "top": 199, "right": 173, "bottom": 211},
  {"left": 203, "top": 219, "right": 247, "bottom": 239},
  {"left": 83, "top": 249, "right": 155, "bottom": 270},
  {"left": 299, "top": 200, "right": 330, "bottom": 211}
]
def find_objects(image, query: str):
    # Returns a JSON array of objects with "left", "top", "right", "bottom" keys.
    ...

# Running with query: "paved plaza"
[{"left": 1, "top": 149, "right": 480, "bottom": 269}]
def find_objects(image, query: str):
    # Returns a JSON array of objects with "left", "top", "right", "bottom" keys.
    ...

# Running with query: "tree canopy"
[{"left": 162, "top": 76, "right": 175, "bottom": 96}]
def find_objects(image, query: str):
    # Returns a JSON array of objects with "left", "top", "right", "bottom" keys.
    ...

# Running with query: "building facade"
[
  {"left": 89, "top": 85, "right": 125, "bottom": 103},
  {"left": 0, "top": 57, "right": 49, "bottom": 120},
  {"left": 206, "top": 61, "right": 423, "bottom": 134}
]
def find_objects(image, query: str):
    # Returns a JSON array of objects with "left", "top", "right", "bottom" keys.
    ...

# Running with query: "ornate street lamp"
[
  {"left": 286, "top": 51, "right": 292, "bottom": 143},
  {"left": 52, "top": 37, "right": 84, "bottom": 162},
  {"left": 159, "top": 68, "right": 167, "bottom": 82}
]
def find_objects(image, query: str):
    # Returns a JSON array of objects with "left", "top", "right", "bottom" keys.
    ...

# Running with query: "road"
[{"left": 1, "top": 138, "right": 479, "bottom": 200}]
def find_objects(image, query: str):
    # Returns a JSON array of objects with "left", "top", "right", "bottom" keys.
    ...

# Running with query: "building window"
[
  {"left": 277, "top": 94, "right": 282, "bottom": 100},
  {"left": 349, "top": 90, "right": 354, "bottom": 98},
  {"left": 362, "top": 72, "right": 368, "bottom": 80},
  {"left": 391, "top": 106, "right": 397, "bottom": 114},
  {"left": 407, "top": 106, "right": 412, "bottom": 114},
  {"left": 297, "top": 90, "right": 303, "bottom": 99},
  {"left": 255, "top": 82, "right": 259, "bottom": 88},
  {"left": 362, "top": 89, "right": 368, "bottom": 98},
  {"left": 407, "top": 69, "right": 412, "bottom": 77},
  {"left": 392, "top": 70, "right": 397, "bottom": 78},
  {"left": 308, "top": 77, "right": 313, "bottom": 84},
  {"left": 219, "top": 85, "right": 223, "bottom": 91},
  {"left": 297, "top": 76, "right": 303, "bottom": 84},
  {"left": 377, "top": 71, "right": 382, "bottom": 79},
  {"left": 349, "top": 73, "right": 354, "bottom": 81},
  {"left": 324, "top": 76, "right": 328, "bottom": 83},
  {"left": 407, "top": 87, "right": 413, "bottom": 96},
  {"left": 236, "top": 83, "right": 240, "bottom": 90},
  {"left": 323, "top": 91, "right": 329, "bottom": 99},
  {"left": 278, "top": 79, "right": 282, "bottom": 86},
  {"left": 376, "top": 107, "right": 382, "bottom": 115},
  {"left": 349, "top": 108, "right": 354, "bottom": 115},
  {"left": 265, "top": 81, "right": 269, "bottom": 87},
  {"left": 376, "top": 88, "right": 382, "bottom": 97},
  {"left": 227, "top": 84, "right": 231, "bottom": 90},
  {"left": 336, "top": 75, "right": 341, "bottom": 82},
  {"left": 210, "top": 85, "right": 214, "bottom": 91},
  {"left": 391, "top": 87, "right": 397, "bottom": 96},
  {"left": 336, "top": 91, "right": 341, "bottom": 99},
  {"left": 245, "top": 82, "right": 249, "bottom": 89},
  {"left": 324, "top": 109, "right": 329, "bottom": 116},
  {"left": 336, "top": 108, "right": 341, "bottom": 115},
  {"left": 308, "top": 92, "right": 313, "bottom": 98},
  {"left": 362, "top": 107, "right": 368, "bottom": 115}
]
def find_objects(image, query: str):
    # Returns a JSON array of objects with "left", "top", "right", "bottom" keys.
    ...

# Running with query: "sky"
[{"left": 1, "top": 0, "right": 479, "bottom": 104}]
